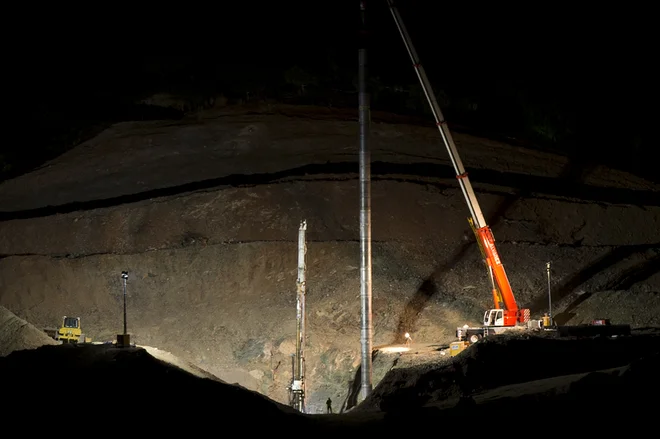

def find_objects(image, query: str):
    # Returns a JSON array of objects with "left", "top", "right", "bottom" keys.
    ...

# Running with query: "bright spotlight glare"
[
  {"left": 379, "top": 346, "right": 411, "bottom": 353},
  {"left": 404, "top": 332, "right": 410, "bottom": 339}
]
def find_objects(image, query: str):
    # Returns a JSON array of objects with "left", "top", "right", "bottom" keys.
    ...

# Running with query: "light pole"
[
  {"left": 121, "top": 271, "right": 128, "bottom": 335},
  {"left": 117, "top": 270, "right": 132, "bottom": 347},
  {"left": 546, "top": 262, "right": 552, "bottom": 320}
]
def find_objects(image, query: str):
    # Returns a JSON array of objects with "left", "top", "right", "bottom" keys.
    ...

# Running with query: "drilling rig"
[{"left": 289, "top": 220, "right": 307, "bottom": 413}]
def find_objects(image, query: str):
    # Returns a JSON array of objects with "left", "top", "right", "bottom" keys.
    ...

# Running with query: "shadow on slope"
[
  {"left": 390, "top": 185, "right": 527, "bottom": 343},
  {"left": 334, "top": 351, "right": 659, "bottom": 434},
  {"left": 2, "top": 334, "right": 658, "bottom": 434},
  {"left": 374, "top": 350, "right": 660, "bottom": 432},
  {"left": 0, "top": 344, "right": 309, "bottom": 432},
  {"left": 358, "top": 333, "right": 660, "bottom": 414},
  {"left": 390, "top": 148, "right": 655, "bottom": 340},
  {"left": 531, "top": 246, "right": 660, "bottom": 324}
]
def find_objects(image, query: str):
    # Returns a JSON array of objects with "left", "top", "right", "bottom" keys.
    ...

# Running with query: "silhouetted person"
[{"left": 326, "top": 397, "right": 333, "bottom": 414}]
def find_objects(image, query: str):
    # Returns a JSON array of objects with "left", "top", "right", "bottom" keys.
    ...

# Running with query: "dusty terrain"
[
  {"left": 1, "top": 320, "right": 658, "bottom": 434},
  {"left": 0, "top": 104, "right": 658, "bottom": 411},
  {"left": 0, "top": 306, "right": 57, "bottom": 356},
  {"left": 359, "top": 330, "right": 660, "bottom": 411}
]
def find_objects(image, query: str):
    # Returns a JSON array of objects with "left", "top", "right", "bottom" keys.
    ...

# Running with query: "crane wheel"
[{"left": 469, "top": 334, "right": 483, "bottom": 344}]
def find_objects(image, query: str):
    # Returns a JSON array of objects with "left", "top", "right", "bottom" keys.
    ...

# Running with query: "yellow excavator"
[{"left": 44, "top": 316, "right": 92, "bottom": 344}]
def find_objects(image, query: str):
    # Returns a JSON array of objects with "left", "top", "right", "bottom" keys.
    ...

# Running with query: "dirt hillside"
[
  {"left": 0, "top": 306, "right": 58, "bottom": 357},
  {"left": 0, "top": 104, "right": 658, "bottom": 411},
  {"left": 0, "top": 343, "right": 307, "bottom": 433},
  {"left": 357, "top": 331, "right": 660, "bottom": 412},
  {"left": 1, "top": 331, "right": 656, "bottom": 434}
]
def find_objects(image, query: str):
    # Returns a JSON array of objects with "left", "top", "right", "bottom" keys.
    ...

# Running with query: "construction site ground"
[
  {"left": 1, "top": 306, "right": 658, "bottom": 433},
  {"left": 0, "top": 103, "right": 659, "bottom": 413}
]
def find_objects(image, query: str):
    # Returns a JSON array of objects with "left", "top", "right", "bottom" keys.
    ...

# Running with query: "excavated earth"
[
  {"left": 0, "top": 306, "right": 57, "bottom": 357},
  {"left": 1, "top": 312, "right": 658, "bottom": 433},
  {"left": 0, "top": 104, "right": 659, "bottom": 413}
]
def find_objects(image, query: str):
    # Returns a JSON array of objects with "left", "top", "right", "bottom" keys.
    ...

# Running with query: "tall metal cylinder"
[
  {"left": 292, "top": 220, "right": 307, "bottom": 413},
  {"left": 358, "top": 0, "right": 373, "bottom": 401}
]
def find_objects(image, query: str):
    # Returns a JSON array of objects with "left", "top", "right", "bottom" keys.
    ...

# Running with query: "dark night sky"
[{"left": 6, "top": 1, "right": 657, "bottom": 183}]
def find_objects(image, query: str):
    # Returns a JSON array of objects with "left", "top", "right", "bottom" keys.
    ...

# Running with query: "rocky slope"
[
  {"left": 1, "top": 332, "right": 658, "bottom": 434},
  {"left": 0, "top": 306, "right": 58, "bottom": 357},
  {"left": 0, "top": 104, "right": 658, "bottom": 411}
]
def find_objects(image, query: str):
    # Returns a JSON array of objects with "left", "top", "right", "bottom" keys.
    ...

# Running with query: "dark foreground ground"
[{"left": 1, "top": 331, "right": 659, "bottom": 435}]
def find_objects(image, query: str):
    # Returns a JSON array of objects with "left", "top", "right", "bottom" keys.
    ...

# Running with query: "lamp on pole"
[
  {"left": 121, "top": 271, "right": 128, "bottom": 335},
  {"left": 546, "top": 262, "right": 552, "bottom": 320}
]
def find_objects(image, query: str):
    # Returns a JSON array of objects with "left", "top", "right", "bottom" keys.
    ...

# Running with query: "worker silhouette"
[{"left": 326, "top": 397, "right": 333, "bottom": 414}]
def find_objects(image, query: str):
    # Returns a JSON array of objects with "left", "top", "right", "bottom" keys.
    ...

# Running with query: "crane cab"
[
  {"left": 484, "top": 309, "right": 525, "bottom": 327},
  {"left": 484, "top": 309, "right": 504, "bottom": 326},
  {"left": 484, "top": 309, "right": 517, "bottom": 326}
]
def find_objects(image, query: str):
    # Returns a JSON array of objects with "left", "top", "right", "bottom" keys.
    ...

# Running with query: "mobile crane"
[{"left": 386, "top": 1, "right": 532, "bottom": 344}]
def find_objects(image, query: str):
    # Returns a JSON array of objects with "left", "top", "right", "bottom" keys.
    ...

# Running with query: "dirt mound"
[
  {"left": 140, "top": 344, "right": 226, "bottom": 381},
  {"left": 0, "top": 327, "right": 657, "bottom": 433},
  {"left": 0, "top": 306, "right": 57, "bottom": 357},
  {"left": 357, "top": 331, "right": 660, "bottom": 412},
  {"left": 0, "top": 105, "right": 658, "bottom": 409},
  {"left": 0, "top": 343, "right": 308, "bottom": 432},
  {"left": 316, "top": 341, "right": 660, "bottom": 434},
  {"left": 410, "top": 353, "right": 660, "bottom": 430}
]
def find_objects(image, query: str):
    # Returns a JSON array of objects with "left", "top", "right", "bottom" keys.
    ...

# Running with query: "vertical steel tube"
[
  {"left": 295, "top": 219, "right": 307, "bottom": 412},
  {"left": 359, "top": 0, "right": 373, "bottom": 401}
]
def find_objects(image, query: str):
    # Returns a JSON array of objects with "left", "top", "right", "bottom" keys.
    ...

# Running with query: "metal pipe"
[
  {"left": 294, "top": 219, "right": 307, "bottom": 413},
  {"left": 386, "top": 0, "right": 487, "bottom": 229},
  {"left": 359, "top": 0, "right": 373, "bottom": 401}
]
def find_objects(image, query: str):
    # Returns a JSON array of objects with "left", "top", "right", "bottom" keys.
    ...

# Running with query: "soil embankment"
[{"left": 1, "top": 105, "right": 658, "bottom": 410}]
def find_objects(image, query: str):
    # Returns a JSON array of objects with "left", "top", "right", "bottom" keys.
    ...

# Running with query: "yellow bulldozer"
[{"left": 44, "top": 316, "right": 92, "bottom": 344}]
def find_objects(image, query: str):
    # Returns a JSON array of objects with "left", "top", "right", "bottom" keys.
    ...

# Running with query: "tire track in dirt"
[{"left": 1, "top": 161, "right": 658, "bottom": 222}]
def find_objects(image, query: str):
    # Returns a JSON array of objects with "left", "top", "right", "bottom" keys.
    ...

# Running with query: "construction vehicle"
[
  {"left": 44, "top": 316, "right": 91, "bottom": 344},
  {"left": 386, "top": 1, "right": 532, "bottom": 345}
]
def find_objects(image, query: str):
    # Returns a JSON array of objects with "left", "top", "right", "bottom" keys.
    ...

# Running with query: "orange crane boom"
[{"left": 387, "top": 0, "right": 529, "bottom": 327}]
